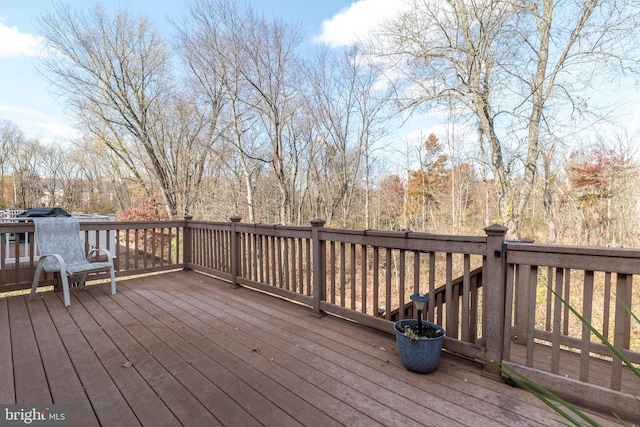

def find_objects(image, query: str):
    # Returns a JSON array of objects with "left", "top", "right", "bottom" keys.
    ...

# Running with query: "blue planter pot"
[{"left": 394, "top": 319, "right": 445, "bottom": 374}]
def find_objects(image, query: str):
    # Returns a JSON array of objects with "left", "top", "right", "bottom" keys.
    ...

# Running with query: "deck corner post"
[
  {"left": 230, "top": 216, "right": 242, "bottom": 288},
  {"left": 482, "top": 223, "right": 508, "bottom": 380},
  {"left": 311, "top": 219, "right": 326, "bottom": 318},
  {"left": 183, "top": 214, "right": 193, "bottom": 270}
]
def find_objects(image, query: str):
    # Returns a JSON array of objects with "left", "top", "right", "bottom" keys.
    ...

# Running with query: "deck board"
[
  {"left": 171, "top": 279, "right": 494, "bottom": 425},
  {"left": 76, "top": 288, "right": 220, "bottom": 426},
  {"left": 9, "top": 296, "right": 51, "bottom": 404},
  {"left": 178, "top": 276, "right": 572, "bottom": 426},
  {"left": 122, "top": 279, "right": 342, "bottom": 427},
  {"left": 26, "top": 295, "right": 98, "bottom": 427},
  {"left": 42, "top": 290, "right": 143, "bottom": 427},
  {"left": 57, "top": 294, "right": 167, "bottom": 427},
  {"left": 0, "top": 299, "right": 15, "bottom": 403},
  {"left": 139, "top": 280, "right": 412, "bottom": 426},
  {"left": 89, "top": 284, "right": 275, "bottom": 427},
  {"left": 1, "top": 270, "right": 620, "bottom": 426},
  {"left": 509, "top": 341, "right": 640, "bottom": 397}
]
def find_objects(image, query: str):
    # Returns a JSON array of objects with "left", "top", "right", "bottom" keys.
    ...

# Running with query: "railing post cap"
[
  {"left": 310, "top": 218, "right": 326, "bottom": 227},
  {"left": 230, "top": 216, "right": 242, "bottom": 223},
  {"left": 184, "top": 214, "right": 193, "bottom": 221},
  {"left": 484, "top": 223, "right": 508, "bottom": 235}
]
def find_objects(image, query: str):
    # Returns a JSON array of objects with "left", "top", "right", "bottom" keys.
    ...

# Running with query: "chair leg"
[
  {"left": 109, "top": 267, "right": 116, "bottom": 295},
  {"left": 28, "top": 261, "right": 45, "bottom": 301},
  {"left": 78, "top": 273, "right": 88, "bottom": 288},
  {"left": 60, "top": 271, "right": 71, "bottom": 307}
]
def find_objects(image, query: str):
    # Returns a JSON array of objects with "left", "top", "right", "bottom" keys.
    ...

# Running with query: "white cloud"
[
  {"left": 0, "top": 103, "right": 78, "bottom": 141},
  {"left": 313, "top": 0, "right": 408, "bottom": 48},
  {"left": 36, "top": 122, "right": 79, "bottom": 140},
  {"left": 0, "top": 103, "right": 49, "bottom": 120},
  {"left": 0, "top": 19, "right": 44, "bottom": 58}
]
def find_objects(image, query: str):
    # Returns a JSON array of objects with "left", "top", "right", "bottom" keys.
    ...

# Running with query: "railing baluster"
[
  {"left": 462, "top": 254, "right": 471, "bottom": 342},
  {"left": 290, "top": 237, "right": 297, "bottom": 293},
  {"left": 580, "top": 271, "right": 595, "bottom": 382},
  {"left": 612, "top": 273, "right": 631, "bottom": 390},
  {"left": 428, "top": 252, "right": 436, "bottom": 323},
  {"left": 350, "top": 243, "right": 356, "bottom": 311},
  {"left": 361, "top": 245, "right": 367, "bottom": 314},
  {"left": 398, "top": 249, "right": 405, "bottom": 320},
  {"left": 563, "top": 269, "right": 572, "bottom": 335},
  {"left": 526, "top": 265, "right": 538, "bottom": 367},
  {"left": 413, "top": 251, "right": 420, "bottom": 296},
  {"left": 445, "top": 252, "right": 454, "bottom": 337},
  {"left": 545, "top": 267, "right": 553, "bottom": 331},
  {"left": 551, "top": 267, "right": 563, "bottom": 374},
  {"left": 373, "top": 246, "right": 379, "bottom": 317},
  {"left": 385, "top": 248, "right": 392, "bottom": 320},
  {"left": 340, "top": 242, "right": 346, "bottom": 307},
  {"left": 603, "top": 272, "right": 612, "bottom": 341}
]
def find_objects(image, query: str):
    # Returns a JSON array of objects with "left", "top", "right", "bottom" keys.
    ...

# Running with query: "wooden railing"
[
  {"left": 0, "top": 220, "right": 185, "bottom": 292},
  {"left": 2, "top": 216, "right": 638, "bottom": 418},
  {"left": 504, "top": 242, "right": 640, "bottom": 417},
  {"left": 186, "top": 219, "right": 496, "bottom": 357},
  {"left": 185, "top": 218, "right": 640, "bottom": 419}
]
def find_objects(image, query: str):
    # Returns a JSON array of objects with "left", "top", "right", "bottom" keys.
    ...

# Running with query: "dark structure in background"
[
  {"left": 17, "top": 207, "right": 71, "bottom": 218},
  {"left": 17, "top": 207, "right": 71, "bottom": 242}
]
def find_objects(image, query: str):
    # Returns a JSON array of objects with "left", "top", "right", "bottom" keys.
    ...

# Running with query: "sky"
[
  {"left": 0, "top": 0, "right": 405, "bottom": 144},
  {"left": 2, "top": 0, "right": 637, "bottom": 155}
]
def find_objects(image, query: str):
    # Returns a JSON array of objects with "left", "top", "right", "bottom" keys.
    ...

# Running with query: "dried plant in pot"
[{"left": 394, "top": 293, "right": 445, "bottom": 374}]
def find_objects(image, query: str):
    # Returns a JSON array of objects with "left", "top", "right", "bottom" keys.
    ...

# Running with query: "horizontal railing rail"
[{"left": 388, "top": 266, "right": 484, "bottom": 322}]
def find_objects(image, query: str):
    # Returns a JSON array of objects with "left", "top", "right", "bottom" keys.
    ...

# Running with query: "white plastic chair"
[{"left": 28, "top": 217, "right": 116, "bottom": 306}]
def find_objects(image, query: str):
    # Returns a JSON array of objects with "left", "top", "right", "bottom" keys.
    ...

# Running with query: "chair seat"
[{"left": 65, "top": 261, "right": 114, "bottom": 275}]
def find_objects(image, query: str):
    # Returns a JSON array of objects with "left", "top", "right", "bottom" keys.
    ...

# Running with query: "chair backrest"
[{"left": 33, "top": 217, "right": 87, "bottom": 271}]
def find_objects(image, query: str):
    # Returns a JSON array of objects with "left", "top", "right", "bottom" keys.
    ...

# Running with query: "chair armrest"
[
  {"left": 87, "top": 248, "right": 114, "bottom": 263},
  {"left": 38, "top": 253, "right": 68, "bottom": 273}
]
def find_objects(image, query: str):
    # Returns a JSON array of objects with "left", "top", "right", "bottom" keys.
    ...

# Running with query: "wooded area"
[{"left": 3, "top": 0, "right": 640, "bottom": 246}]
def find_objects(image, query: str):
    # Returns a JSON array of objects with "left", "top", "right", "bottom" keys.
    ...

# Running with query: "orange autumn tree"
[
  {"left": 117, "top": 198, "right": 171, "bottom": 255},
  {"left": 378, "top": 174, "right": 405, "bottom": 230},
  {"left": 406, "top": 134, "right": 448, "bottom": 231},
  {"left": 567, "top": 146, "right": 637, "bottom": 246}
]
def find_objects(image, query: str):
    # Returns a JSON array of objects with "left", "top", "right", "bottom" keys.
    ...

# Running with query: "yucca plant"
[{"left": 486, "top": 289, "right": 639, "bottom": 426}]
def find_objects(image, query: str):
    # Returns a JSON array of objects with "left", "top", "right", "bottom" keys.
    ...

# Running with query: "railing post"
[
  {"left": 311, "top": 218, "right": 326, "bottom": 317},
  {"left": 183, "top": 214, "right": 193, "bottom": 270},
  {"left": 483, "top": 223, "right": 508, "bottom": 379},
  {"left": 230, "top": 216, "right": 242, "bottom": 288}
]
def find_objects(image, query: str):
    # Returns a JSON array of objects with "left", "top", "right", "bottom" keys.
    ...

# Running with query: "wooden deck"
[{"left": 0, "top": 271, "right": 618, "bottom": 426}]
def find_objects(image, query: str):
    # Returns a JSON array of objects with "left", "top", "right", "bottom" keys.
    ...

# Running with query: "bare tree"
[
  {"left": 371, "top": 0, "right": 640, "bottom": 237},
  {"left": 38, "top": 3, "right": 216, "bottom": 218},
  {"left": 178, "top": 0, "right": 304, "bottom": 224},
  {"left": 10, "top": 138, "right": 43, "bottom": 208},
  {"left": 306, "top": 47, "right": 393, "bottom": 228},
  {"left": 70, "top": 137, "right": 135, "bottom": 213},
  {"left": 239, "top": 9, "right": 303, "bottom": 224},
  {"left": 0, "top": 120, "right": 22, "bottom": 207},
  {"left": 178, "top": 0, "right": 264, "bottom": 222},
  {"left": 40, "top": 144, "right": 68, "bottom": 206}
]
